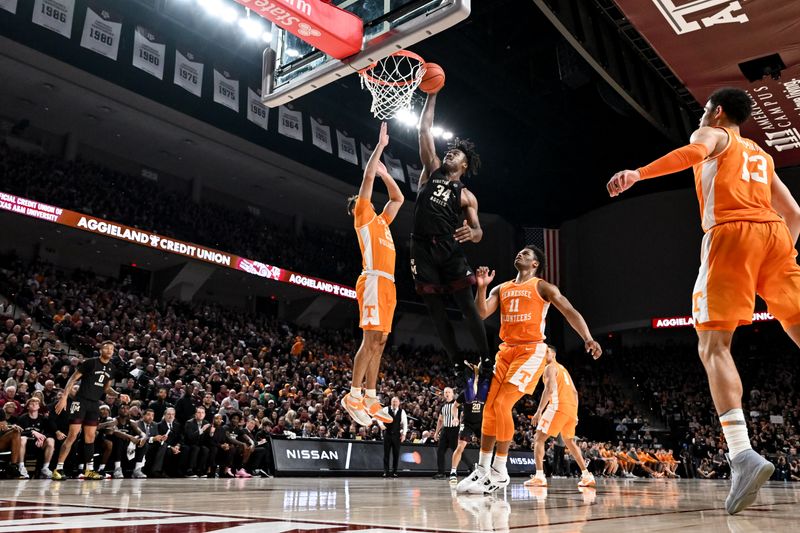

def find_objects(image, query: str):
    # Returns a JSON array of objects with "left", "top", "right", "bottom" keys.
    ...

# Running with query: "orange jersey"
[
  {"left": 694, "top": 127, "right": 783, "bottom": 232},
  {"left": 547, "top": 362, "right": 578, "bottom": 415},
  {"left": 498, "top": 277, "right": 549, "bottom": 344},
  {"left": 354, "top": 198, "right": 396, "bottom": 277}
]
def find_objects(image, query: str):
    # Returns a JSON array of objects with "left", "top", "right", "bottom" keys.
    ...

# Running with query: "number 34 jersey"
[
  {"left": 412, "top": 168, "right": 464, "bottom": 237},
  {"left": 498, "top": 277, "right": 550, "bottom": 345},
  {"left": 694, "top": 126, "right": 783, "bottom": 232},
  {"left": 77, "top": 357, "right": 114, "bottom": 402}
]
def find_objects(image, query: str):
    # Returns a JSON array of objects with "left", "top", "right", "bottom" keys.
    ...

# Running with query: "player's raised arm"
[
  {"left": 474, "top": 266, "right": 498, "bottom": 319},
  {"left": 359, "top": 122, "right": 391, "bottom": 203},
  {"left": 606, "top": 127, "right": 726, "bottom": 197},
  {"left": 771, "top": 173, "right": 800, "bottom": 244},
  {"left": 454, "top": 189, "right": 483, "bottom": 243},
  {"left": 418, "top": 93, "right": 441, "bottom": 187},
  {"left": 374, "top": 130, "right": 405, "bottom": 222},
  {"left": 537, "top": 281, "right": 602, "bottom": 359}
]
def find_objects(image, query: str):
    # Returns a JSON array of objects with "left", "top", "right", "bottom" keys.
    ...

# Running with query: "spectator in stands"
[{"left": 18, "top": 397, "right": 55, "bottom": 478}]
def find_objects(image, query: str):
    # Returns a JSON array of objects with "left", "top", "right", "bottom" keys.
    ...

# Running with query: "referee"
[{"left": 433, "top": 387, "right": 459, "bottom": 479}]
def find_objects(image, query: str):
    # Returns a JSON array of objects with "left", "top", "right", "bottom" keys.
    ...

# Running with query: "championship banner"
[
  {"left": 132, "top": 26, "right": 165, "bottom": 80},
  {"left": 174, "top": 48, "right": 204, "bottom": 97},
  {"left": 213, "top": 68, "right": 239, "bottom": 112},
  {"left": 246, "top": 88, "right": 269, "bottom": 130},
  {"left": 0, "top": 190, "right": 356, "bottom": 300},
  {"left": 336, "top": 130, "right": 357, "bottom": 165},
  {"left": 79, "top": 3, "right": 122, "bottom": 60},
  {"left": 383, "top": 153, "right": 405, "bottom": 183},
  {"left": 613, "top": 0, "right": 800, "bottom": 167},
  {"left": 32, "top": 0, "right": 75, "bottom": 38},
  {"left": 406, "top": 164, "right": 422, "bottom": 193},
  {"left": 0, "top": 0, "right": 17, "bottom": 14},
  {"left": 310, "top": 117, "right": 332, "bottom": 154},
  {"left": 652, "top": 312, "right": 775, "bottom": 329},
  {"left": 278, "top": 106, "right": 303, "bottom": 140},
  {"left": 360, "top": 143, "right": 372, "bottom": 170}
]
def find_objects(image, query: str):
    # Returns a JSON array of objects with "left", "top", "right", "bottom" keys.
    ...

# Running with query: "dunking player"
[
  {"left": 52, "top": 340, "right": 129, "bottom": 480},
  {"left": 449, "top": 376, "right": 489, "bottom": 484},
  {"left": 607, "top": 87, "right": 800, "bottom": 514},
  {"left": 457, "top": 246, "right": 601, "bottom": 493},
  {"left": 342, "top": 122, "right": 404, "bottom": 427},
  {"left": 413, "top": 90, "right": 493, "bottom": 384},
  {"left": 528, "top": 345, "right": 595, "bottom": 489}
]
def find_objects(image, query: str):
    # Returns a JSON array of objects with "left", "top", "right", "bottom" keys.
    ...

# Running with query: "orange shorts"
[
  {"left": 537, "top": 405, "right": 578, "bottom": 439},
  {"left": 356, "top": 274, "right": 396, "bottom": 333},
  {"left": 494, "top": 342, "right": 548, "bottom": 395},
  {"left": 692, "top": 221, "right": 800, "bottom": 331}
]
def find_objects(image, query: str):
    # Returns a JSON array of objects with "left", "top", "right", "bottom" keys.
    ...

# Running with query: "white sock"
[
  {"left": 134, "top": 462, "right": 144, "bottom": 471},
  {"left": 492, "top": 454, "right": 508, "bottom": 477},
  {"left": 56, "top": 462, "right": 64, "bottom": 470},
  {"left": 450, "top": 468, "right": 456, "bottom": 475},
  {"left": 720, "top": 408, "right": 752, "bottom": 459},
  {"left": 478, "top": 451, "right": 492, "bottom": 470},
  {"left": 581, "top": 469, "right": 589, "bottom": 476},
  {"left": 350, "top": 387, "right": 362, "bottom": 398},
  {"left": 114, "top": 462, "right": 122, "bottom": 469},
  {"left": 535, "top": 470, "right": 546, "bottom": 480},
  {"left": 365, "top": 388, "right": 377, "bottom": 399},
  {"left": 86, "top": 460, "right": 94, "bottom": 471}
]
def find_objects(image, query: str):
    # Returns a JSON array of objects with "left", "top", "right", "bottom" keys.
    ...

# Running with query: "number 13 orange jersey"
[
  {"left": 498, "top": 277, "right": 549, "bottom": 344},
  {"left": 694, "top": 127, "right": 783, "bottom": 232}
]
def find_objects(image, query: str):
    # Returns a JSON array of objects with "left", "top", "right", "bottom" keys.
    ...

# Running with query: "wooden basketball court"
[{"left": 2, "top": 477, "right": 798, "bottom": 532}]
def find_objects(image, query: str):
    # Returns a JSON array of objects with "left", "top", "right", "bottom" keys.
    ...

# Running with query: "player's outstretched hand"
[
  {"left": 475, "top": 266, "right": 495, "bottom": 288},
  {"left": 454, "top": 220, "right": 476, "bottom": 243},
  {"left": 378, "top": 121, "right": 389, "bottom": 147},
  {"left": 606, "top": 169, "right": 640, "bottom": 197},
  {"left": 585, "top": 339, "right": 602, "bottom": 360}
]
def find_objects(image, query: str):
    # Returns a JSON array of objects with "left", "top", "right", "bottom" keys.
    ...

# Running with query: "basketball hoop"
[{"left": 359, "top": 50, "right": 426, "bottom": 120}]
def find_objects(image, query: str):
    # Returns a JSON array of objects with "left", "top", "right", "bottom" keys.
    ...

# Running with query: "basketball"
[{"left": 420, "top": 63, "right": 445, "bottom": 94}]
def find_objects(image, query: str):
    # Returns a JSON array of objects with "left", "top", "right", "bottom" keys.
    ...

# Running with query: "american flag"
[{"left": 523, "top": 228, "right": 560, "bottom": 286}]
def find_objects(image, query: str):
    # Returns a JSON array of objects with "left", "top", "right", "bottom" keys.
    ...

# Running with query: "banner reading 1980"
[{"left": 0, "top": 190, "right": 356, "bottom": 300}]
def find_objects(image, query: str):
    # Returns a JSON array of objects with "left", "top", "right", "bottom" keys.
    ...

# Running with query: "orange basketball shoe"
[{"left": 363, "top": 397, "right": 393, "bottom": 424}]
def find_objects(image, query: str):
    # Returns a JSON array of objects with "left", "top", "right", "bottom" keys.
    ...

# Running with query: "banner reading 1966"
[{"left": 0, "top": 190, "right": 356, "bottom": 300}]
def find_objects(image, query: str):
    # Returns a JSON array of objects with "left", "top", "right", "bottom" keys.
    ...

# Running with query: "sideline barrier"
[{"left": 269, "top": 436, "right": 536, "bottom": 476}]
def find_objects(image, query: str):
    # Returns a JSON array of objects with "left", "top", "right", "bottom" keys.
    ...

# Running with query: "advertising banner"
[{"left": 0, "top": 191, "right": 355, "bottom": 300}]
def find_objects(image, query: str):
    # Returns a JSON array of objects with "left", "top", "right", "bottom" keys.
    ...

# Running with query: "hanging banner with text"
[
  {"left": 278, "top": 106, "right": 303, "bottom": 141},
  {"left": 406, "top": 164, "right": 422, "bottom": 193},
  {"left": 383, "top": 154, "right": 405, "bottom": 183},
  {"left": 79, "top": 4, "right": 122, "bottom": 60},
  {"left": 132, "top": 25, "right": 165, "bottom": 80},
  {"left": 613, "top": 0, "right": 800, "bottom": 167},
  {"left": 0, "top": 0, "right": 17, "bottom": 14},
  {"left": 246, "top": 88, "right": 269, "bottom": 130},
  {"left": 174, "top": 48, "right": 204, "bottom": 97},
  {"left": 360, "top": 143, "right": 372, "bottom": 170},
  {"left": 0, "top": 191, "right": 356, "bottom": 300},
  {"left": 32, "top": 0, "right": 75, "bottom": 38},
  {"left": 336, "top": 130, "right": 357, "bottom": 165},
  {"left": 213, "top": 68, "right": 239, "bottom": 112},
  {"left": 310, "top": 117, "right": 333, "bottom": 154}
]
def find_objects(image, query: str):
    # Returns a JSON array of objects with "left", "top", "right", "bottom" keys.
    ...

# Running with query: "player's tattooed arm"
[
  {"left": 418, "top": 93, "right": 441, "bottom": 187},
  {"left": 455, "top": 189, "right": 482, "bottom": 243}
]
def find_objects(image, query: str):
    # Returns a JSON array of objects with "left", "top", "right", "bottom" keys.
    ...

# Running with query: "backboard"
[{"left": 261, "top": 0, "right": 471, "bottom": 107}]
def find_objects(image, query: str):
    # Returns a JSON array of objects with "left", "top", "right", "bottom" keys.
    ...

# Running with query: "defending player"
[
  {"left": 607, "top": 87, "right": 800, "bottom": 514},
  {"left": 413, "top": 90, "right": 493, "bottom": 383},
  {"left": 528, "top": 346, "right": 595, "bottom": 489},
  {"left": 449, "top": 376, "right": 489, "bottom": 484},
  {"left": 342, "top": 122, "right": 404, "bottom": 426},
  {"left": 52, "top": 340, "right": 129, "bottom": 480},
  {"left": 457, "top": 246, "right": 601, "bottom": 493}
]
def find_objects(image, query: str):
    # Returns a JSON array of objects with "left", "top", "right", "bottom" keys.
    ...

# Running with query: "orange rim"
[{"left": 359, "top": 50, "right": 426, "bottom": 87}]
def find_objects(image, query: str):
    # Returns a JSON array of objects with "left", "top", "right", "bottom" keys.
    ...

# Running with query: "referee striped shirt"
[{"left": 440, "top": 400, "right": 459, "bottom": 427}]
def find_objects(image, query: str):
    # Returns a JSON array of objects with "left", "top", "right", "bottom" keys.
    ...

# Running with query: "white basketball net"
[{"left": 360, "top": 51, "right": 426, "bottom": 120}]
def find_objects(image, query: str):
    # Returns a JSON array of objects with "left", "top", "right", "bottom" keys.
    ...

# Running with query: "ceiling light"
[
  {"left": 262, "top": 31, "right": 272, "bottom": 43},
  {"left": 431, "top": 126, "right": 443, "bottom": 137},
  {"left": 238, "top": 17, "right": 263, "bottom": 38},
  {"left": 285, "top": 48, "right": 300, "bottom": 58},
  {"left": 219, "top": 6, "right": 238, "bottom": 23},
  {"left": 394, "top": 108, "right": 418, "bottom": 126},
  {"left": 442, "top": 131, "right": 453, "bottom": 140}
]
